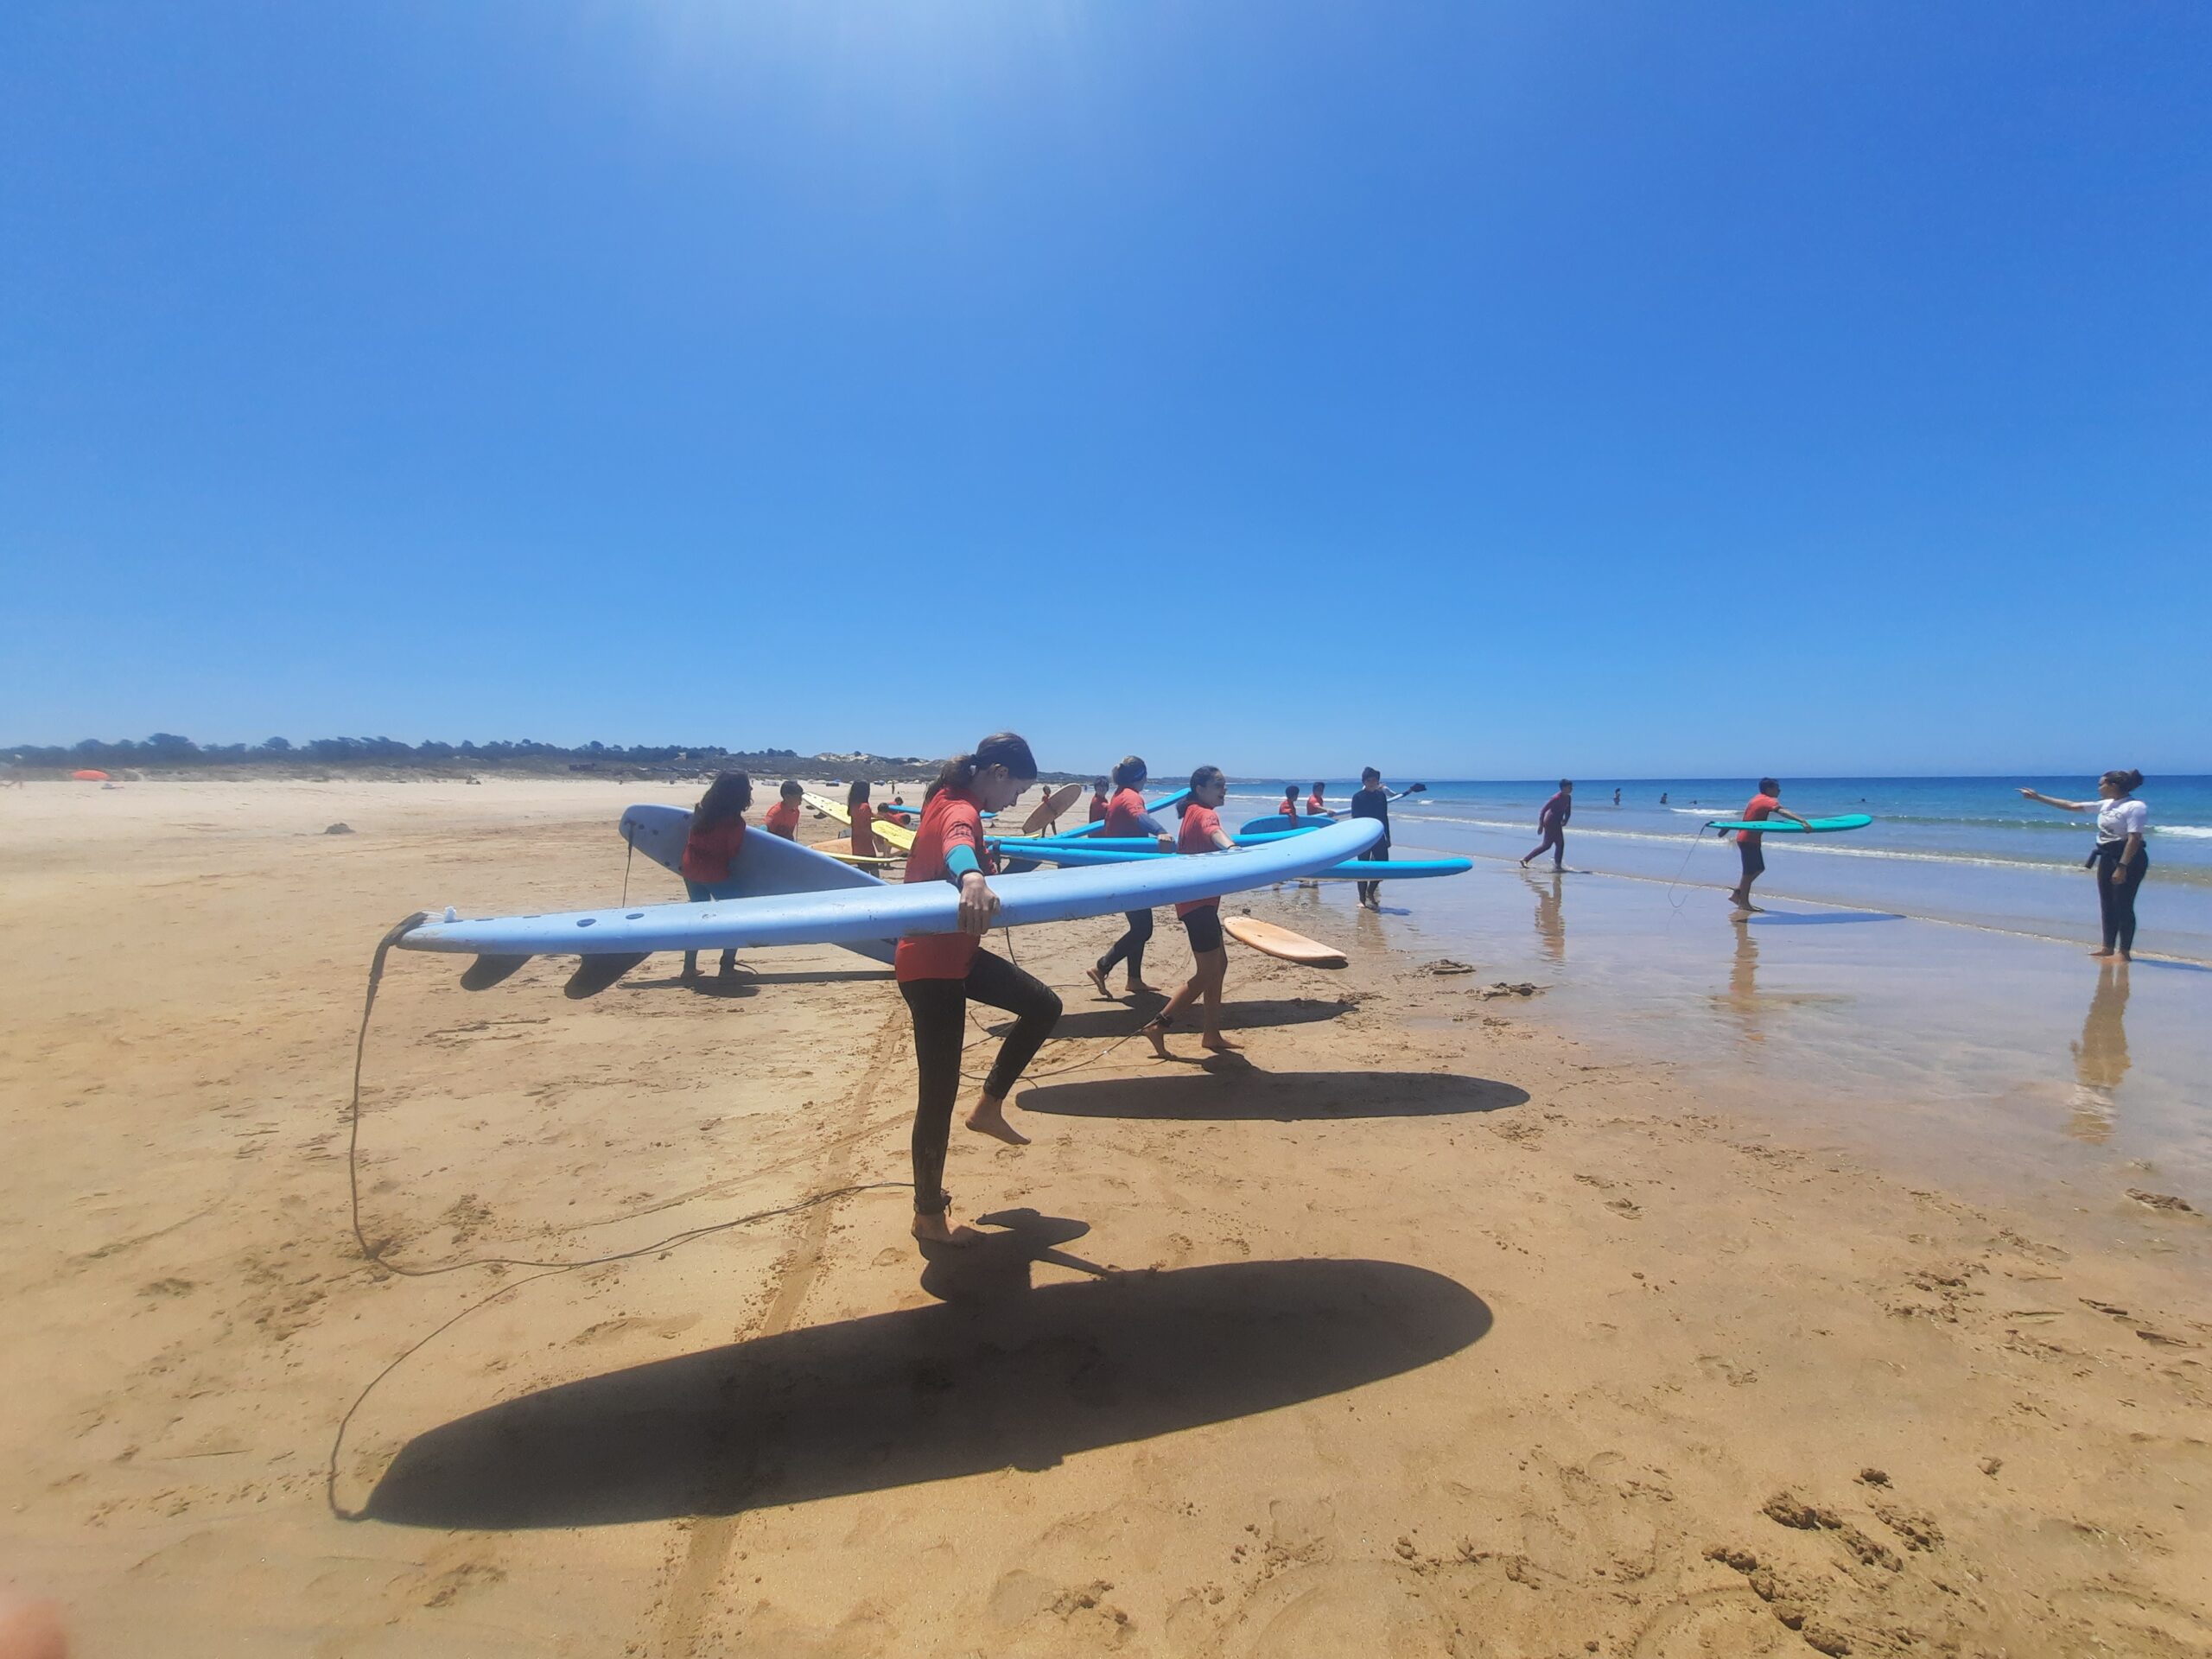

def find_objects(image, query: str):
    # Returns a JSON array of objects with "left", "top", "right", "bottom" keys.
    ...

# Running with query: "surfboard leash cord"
[{"left": 331, "top": 912, "right": 914, "bottom": 1518}]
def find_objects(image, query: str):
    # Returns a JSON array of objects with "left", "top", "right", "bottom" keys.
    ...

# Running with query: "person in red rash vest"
[
  {"left": 895, "top": 732, "right": 1062, "bottom": 1247},
  {"left": 1142, "top": 765, "right": 1242, "bottom": 1058},
  {"left": 679, "top": 771, "right": 750, "bottom": 982}
]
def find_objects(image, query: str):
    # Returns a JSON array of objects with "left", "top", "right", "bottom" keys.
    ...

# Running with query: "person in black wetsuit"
[
  {"left": 1521, "top": 779, "right": 1573, "bottom": 870},
  {"left": 1350, "top": 767, "right": 1393, "bottom": 910}
]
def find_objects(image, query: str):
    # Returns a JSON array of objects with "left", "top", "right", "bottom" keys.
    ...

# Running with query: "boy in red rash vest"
[
  {"left": 679, "top": 770, "right": 751, "bottom": 981},
  {"left": 1306, "top": 781, "right": 1328, "bottom": 816},
  {"left": 846, "top": 778, "right": 878, "bottom": 858},
  {"left": 896, "top": 732, "right": 1063, "bottom": 1248},
  {"left": 1088, "top": 779, "right": 1109, "bottom": 823},
  {"left": 1724, "top": 776, "right": 1810, "bottom": 912},
  {"left": 1142, "top": 766, "right": 1242, "bottom": 1058},
  {"left": 1280, "top": 785, "right": 1300, "bottom": 820},
  {"left": 763, "top": 779, "right": 804, "bottom": 839},
  {"left": 1087, "top": 755, "right": 1162, "bottom": 998}
]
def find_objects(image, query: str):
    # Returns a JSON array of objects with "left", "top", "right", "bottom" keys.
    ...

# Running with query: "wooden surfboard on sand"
[
  {"left": 1223, "top": 916, "right": 1347, "bottom": 967},
  {"left": 1020, "top": 783, "right": 1085, "bottom": 836},
  {"left": 805, "top": 792, "right": 916, "bottom": 852},
  {"left": 808, "top": 837, "right": 904, "bottom": 868}
]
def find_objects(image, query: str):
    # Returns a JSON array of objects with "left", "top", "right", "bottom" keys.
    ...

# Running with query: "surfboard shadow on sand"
[
  {"left": 1016, "top": 1068, "right": 1529, "bottom": 1122},
  {"left": 988, "top": 995, "right": 1353, "bottom": 1041},
  {"left": 357, "top": 1237, "right": 1490, "bottom": 1531}
]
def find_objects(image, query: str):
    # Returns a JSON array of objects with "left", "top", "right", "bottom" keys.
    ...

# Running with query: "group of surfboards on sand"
[{"left": 672, "top": 734, "right": 1427, "bottom": 1246}]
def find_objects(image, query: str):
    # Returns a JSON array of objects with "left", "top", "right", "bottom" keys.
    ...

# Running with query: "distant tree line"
[{"left": 1, "top": 734, "right": 1082, "bottom": 785}]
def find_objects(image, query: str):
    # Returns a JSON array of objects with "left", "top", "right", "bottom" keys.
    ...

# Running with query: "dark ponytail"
[
  {"left": 1180, "top": 764, "right": 1225, "bottom": 817},
  {"left": 847, "top": 777, "right": 870, "bottom": 809},
  {"left": 1111, "top": 754, "right": 1148, "bottom": 791},
  {"left": 694, "top": 769, "right": 753, "bottom": 830},
  {"left": 926, "top": 731, "right": 1039, "bottom": 801},
  {"left": 2102, "top": 767, "right": 2145, "bottom": 794}
]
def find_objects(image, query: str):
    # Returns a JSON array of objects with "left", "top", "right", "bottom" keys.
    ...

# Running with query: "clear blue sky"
[{"left": 3, "top": 3, "right": 2206, "bottom": 779}]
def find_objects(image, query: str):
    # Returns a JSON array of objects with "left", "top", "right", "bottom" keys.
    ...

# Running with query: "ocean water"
[{"left": 1224, "top": 776, "right": 2212, "bottom": 961}]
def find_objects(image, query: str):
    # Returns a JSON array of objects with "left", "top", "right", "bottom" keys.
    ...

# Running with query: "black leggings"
[
  {"left": 1357, "top": 841, "right": 1390, "bottom": 906},
  {"left": 1097, "top": 908, "right": 1153, "bottom": 982},
  {"left": 898, "top": 952, "right": 1062, "bottom": 1215},
  {"left": 2094, "top": 842, "right": 2149, "bottom": 955}
]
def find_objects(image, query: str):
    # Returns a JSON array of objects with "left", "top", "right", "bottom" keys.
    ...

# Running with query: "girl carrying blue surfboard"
[
  {"left": 897, "top": 732, "right": 1063, "bottom": 1247},
  {"left": 1142, "top": 766, "right": 1243, "bottom": 1058},
  {"left": 678, "top": 771, "right": 751, "bottom": 982},
  {"left": 1087, "top": 756, "right": 1162, "bottom": 999}
]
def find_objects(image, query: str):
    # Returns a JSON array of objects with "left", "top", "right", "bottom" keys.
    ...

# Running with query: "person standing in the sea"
[
  {"left": 2020, "top": 770, "right": 2150, "bottom": 960},
  {"left": 1724, "top": 778, "right": 1812, "bottom": 912}
]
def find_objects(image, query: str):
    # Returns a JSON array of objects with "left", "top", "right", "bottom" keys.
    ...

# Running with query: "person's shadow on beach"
[
  {"left": 353, "top": 1253, "right": 1494, "bottom": 1530},
  {"left": 916, "top": 1208, "right": 1109, "bottom": 1304}
]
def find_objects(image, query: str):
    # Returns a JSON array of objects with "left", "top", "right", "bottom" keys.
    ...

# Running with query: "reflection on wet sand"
[
  {"left": 1723, "top": 920, "right": 1763, "bottom": 1041},
  {"left": 1523, "top": 869, "right": 1564, "bottom": 965},
  {"left": 2067, "top": 963, "right": 2131, "bottom": 1145}
]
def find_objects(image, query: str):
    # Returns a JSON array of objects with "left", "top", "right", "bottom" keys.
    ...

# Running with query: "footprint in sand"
[{"left": 1627, "top": 1587, "right": 1796, "bottom": 1657}]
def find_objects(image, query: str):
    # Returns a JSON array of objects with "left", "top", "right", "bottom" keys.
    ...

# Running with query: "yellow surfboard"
[
  {"left": 807, "top": 836, "right": 905, "bottom": 868},
  {"left": 1222, "top": 915, "right": 1347, "bottom": 967},
  {"left": 804, "top": 792, "right": 916, "bottom": 853}
]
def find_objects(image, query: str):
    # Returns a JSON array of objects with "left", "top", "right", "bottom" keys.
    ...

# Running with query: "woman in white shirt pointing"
[{"left": 2020, "top": 770, "right": 2149, "bottom": 960}]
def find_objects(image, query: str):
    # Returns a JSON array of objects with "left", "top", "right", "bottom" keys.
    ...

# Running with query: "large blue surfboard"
[
  {"left": 988, "top": 838, "right": 1471, "bottom": 883},
  {"left": 400, "top": 817, "right": 1387, "bottom": 959},
  {"left": 620, "top": 802, "right": 894, "bottom": 961}
]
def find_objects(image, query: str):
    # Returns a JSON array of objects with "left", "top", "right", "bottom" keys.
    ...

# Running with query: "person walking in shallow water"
[
  {"left": 2020, "top": 770, "right": 2150, "bottom": 960},
  {"left": 1521, "top": 779, "right": 1573, "bottom": 870},
  {"left": 1724, "top": 778, "right": 1811, "bottom": 912}
]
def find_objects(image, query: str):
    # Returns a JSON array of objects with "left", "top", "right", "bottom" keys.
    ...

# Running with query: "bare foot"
[
  {"left": 1201, "top": 1032, "right": 1242, "bottom": 1051},
  {"left": 2088, "top": 948, "right": 2116, "bottom": 958},
  {"left": 965, "top": 1096, "right": 1031, "bottom": 1146},
  {"left": 912, "top": 1212, "right": 984, "bottom": 1246},
  {"left": 1142, "top": 1021, "right": 1173, "bottom": 1059},
  {"left": 1086, "top": 965, "right": 1111, "bottom": 999},
  {"left": 1127, "top": 979, "right": 1154, "bottom": 995}
]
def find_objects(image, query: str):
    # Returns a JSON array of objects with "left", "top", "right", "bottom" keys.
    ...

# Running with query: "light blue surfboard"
[{"left": 401, "top": 817, "right": 1386, "bottom": 959}]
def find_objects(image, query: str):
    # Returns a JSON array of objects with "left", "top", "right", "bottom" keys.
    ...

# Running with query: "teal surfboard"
[{"left": 1704, "top": 814, "right": 1872, "bottom": 835}]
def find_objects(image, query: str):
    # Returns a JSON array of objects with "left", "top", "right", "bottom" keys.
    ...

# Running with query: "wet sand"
[{"left": 2, "top": 780, "right": 2207, "bottom": 1657}]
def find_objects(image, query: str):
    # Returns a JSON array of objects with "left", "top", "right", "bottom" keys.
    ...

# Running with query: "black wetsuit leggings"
[
  {"left": 2093, "top": 842, "right": 2148, "bottom": 955},
  {"left": 1522, "top": 827, "right": 1565, "bottom": 867},
  {"left": 899, "top": 952, "right": 1062, "bottom": 1215},
  {"left": 1096, "top": 909, "right": 1153, "bottom": 982},
  {"left": 1356, "top": 841, "right": 1390, "bottom": 906}
]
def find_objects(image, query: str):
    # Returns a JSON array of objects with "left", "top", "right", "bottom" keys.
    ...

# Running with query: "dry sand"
[{"left": 1, "top": 779, "right": 2207, "bottom": 1658}]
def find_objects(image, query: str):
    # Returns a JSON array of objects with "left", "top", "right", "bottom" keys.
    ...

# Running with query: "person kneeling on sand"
[{"left": 1144, "top": 766, "right": 1243, "bottom": 1058}]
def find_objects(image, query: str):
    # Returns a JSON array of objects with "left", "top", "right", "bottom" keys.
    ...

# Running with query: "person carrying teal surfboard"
[{"left": 1725, "top": 777, "right": 1812, "bottom": 912}]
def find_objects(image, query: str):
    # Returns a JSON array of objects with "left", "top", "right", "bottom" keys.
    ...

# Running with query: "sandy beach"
[{"left": 3, "top": 779, "right": 2208, "bottom": 1658}]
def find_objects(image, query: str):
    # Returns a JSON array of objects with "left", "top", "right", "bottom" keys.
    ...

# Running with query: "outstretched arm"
[
  {"left": 1777, "top": 807, "right": 1813, "bottom": 829},
  {"left": 2019, "top": 789, "right": 2089, "bottom": 812}
]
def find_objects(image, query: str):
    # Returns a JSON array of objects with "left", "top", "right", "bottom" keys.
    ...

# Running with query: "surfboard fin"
[
  {"left": 461, "top": 954, "right": 531, "bottom": 991},
  {"left": 565, "top": 952, "right": 650, "bottom": 999}
]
